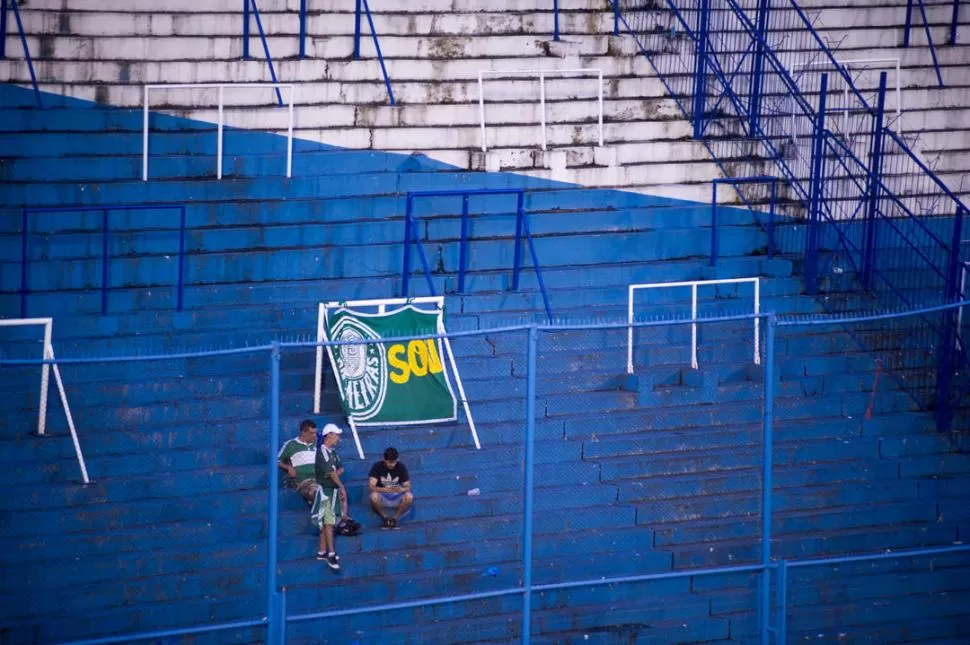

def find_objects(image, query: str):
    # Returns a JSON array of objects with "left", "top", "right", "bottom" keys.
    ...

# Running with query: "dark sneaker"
[
  {"left": 326, "top": 553, "right": 341, "bottom": 571},
  {"left": 389, "top": 518, "right": 400, "bottom": 530},
  {"left": 380, "top": 517, "right": 391, "bottom": 530},
  {"left": 315, "top": 551, "right": 327, "bottom": 560}
]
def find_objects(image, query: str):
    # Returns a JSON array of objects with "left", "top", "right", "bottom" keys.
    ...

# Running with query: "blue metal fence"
[
  {"left": 7, "top": 303, "right": 970, "bottom": 645},
  {"left": 401, "top": 189, "right": 553, "bottom": 322},
  {"left": 613, "top": 0, "right": 969, "bottom": 429},
  {"left": 353, "top": 0, "right": 396, "bottom": 105},
  {"left": 19, "top": 204, "right": 187, "bottom": 317},
  {"left": 903, "top": 0, "right": 945, "bottom": 86}
]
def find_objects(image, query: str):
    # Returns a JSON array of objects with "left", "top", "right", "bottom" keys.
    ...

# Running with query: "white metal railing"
[
  {"left": 790, "top": 58, "right": 902, "bottom": 140},
  {"left": 142, "top": 83, "right": 295, "bottom": 181},
  {"left": 478, "top": 69, "right": 604, "bottom": 153},
  {"left": 0, "top": 318, "right": 89, "bottom": 484},
  {"left": 627, "top": 278, "right": 761, "bottom": 374}
]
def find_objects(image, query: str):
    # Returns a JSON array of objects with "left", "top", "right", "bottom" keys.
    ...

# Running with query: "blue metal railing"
[
  {"left": 401, "top": 189, "right": 553, "bottom": 322},
  {"left": 242, "top": 0, "right": 284, "bottom": 107},
  {"left": 950, "top": 0, "right": 961, "bottom": 44},
  {"left": 613, "top": 0, "right": 968, "bottom": 428},
  {"left": 710, "top": 175, "right": 780, "bottom": 266},
  {"left": 353, "top": 0, "right": 396, "bottom": 105},
  {"left": 903, "top": 0, "right": 945, "bottom": 86},
  {"left": 20, "top": 204, "right": 187, "bottom": 317},
  {"left": 0, "top": 0, "right": 42, "bottom": 107},
  {"left": 12, "top": 306, "right": 970, "bottom": 645}
]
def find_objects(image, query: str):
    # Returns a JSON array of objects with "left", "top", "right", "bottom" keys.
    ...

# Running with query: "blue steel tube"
[
  {"left": 950, "top": 0, "right": 960, "bottom": 45},
  {"left": 903, "top": 0, "right": 914, "bottom": 47},
  {"left": 363, "top": 0, "right": 396, "bottom": 106},
  {"left": 267, "top": 343, "right": 282, "bottom": 641},
  {"left": 299, "top": 0, "right": 307, "bottom": 59},
  {"left": 458, "top": 194, "right": 469, "bottom": 293},
  {"left": 101, "top": 210, "right": 109, "bottom": 315},
  {"left": 512, "top": 192, "right": 525, "bottom": 290},
  {"left": 805, "top": 73, "right": 829, "bottom": 295},
  {"left": 243, "top": 0, "right": 251, "bottom": 59},
  {"left": 553, "top": 0, "right": 560, "bottom": 41},
  {"left": 250, "top": 0, "right": 284, "bottom": 107},
  {"left": 759, "top": 313, "right": 776, "bottom": 645},
  {"left": 20, "top": 209, "right": 28, "bottom": 317},
  {"left": 521, "top": 326, "right": 538, "bottom": 644},
  {"left": 862, "top": 72, "right": 888, "bottom": 291},
  {"left": 177, "top": 206, "right": 186, "bottom": 311},
  {"left": 613, "top": 0, "right": 619, "bottom": 35},
  {"left": 353, "top": 0, "right": 362, "bottom": 59},
  {"left": 11, "top": 0, "right": 41, "bottom": 107},
  {"left": 748, "top": 0, "right": 770, "bottom": 136},
  {"left": 1, "top": 0, "right": 8, "bottom": 60},
  {"left": 402, "top": 198, "right": 413, "bottom": 297},
  {"left": 692, "top": 0, "right": 710, "bottom": 139}
]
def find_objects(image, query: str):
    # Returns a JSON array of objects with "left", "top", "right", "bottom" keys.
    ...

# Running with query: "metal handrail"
[
  {"left": 353, "top": 0, "right": 396, "bottom": 105},
  {"left": 242, "top": 0, "right": 284, "bottom": 107},
  {"left": 20, "top": 204, "right": 187, "bottom": 317},
  {"left": 904, "top": 0, "right": 945, "bottom": 86},
  {"left": 401, "top": 189, "right": 553, "bottom": 322},
  {"left": 0, "top": 0, "right": 42, "bottom": 107},
  {"left": 141, "top": 83, "right": 295, "bottom": 182}
]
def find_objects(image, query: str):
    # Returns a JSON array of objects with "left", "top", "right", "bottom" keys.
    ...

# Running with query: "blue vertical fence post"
[
  {"left": 521, "top": 325, "right": 538, "bottom": 644},
  {"left": 862, "top": 72, "right": 888, "bottom": 292},
  {"left": 402, "top": 196, "right": 413, "bottom": 297},
  {"left": 935, "top": 207, "right": 965, "bottom": 431},
  {"left": 101, "top": 210, "right": 110, "bottom": 315},
  {"left": 805, "top": 74, "right": 829, "bottom": 295},
  {"left": 775, "top": 559, "right": 788, "bottom": 645},
  {"left": 768, "top": 179, "right": 777, "bottom": 260},
  {"left": 458, "top": 194, "right": 470, "bottom": 293},
  {"left": 10, "top": 0, "right": 41, "bottom": 107},
  {"left": 512, "top": 192, "right": 525, "bottom": 290},
  {"left": 267, "top": 342, "right": 282, "bottom": 643},
  {"left": 903, "top": 0, "right": 914, "bottom": 47},
  {"left": 553, "top": 0, "right": 560, "bottom": 41},
  {"left": 353, "top": 0, "right": 362, "bottom": 59},
  {"left": 759, "top": 313, "right": 776, "bottom": 645},
  {"left": 748, "top": 0, "right": 770, "bottom": 136},
  {"left": 299, "top": 0, "right": 307, "bottom": 59},
  {"left": 692, "top": 0, "right": 711, "bottom": 139},
  {"left": 0, "top": 0, "right": 8, "bottom": 60},
  {"left": 242, "top": 0, "right": 251, "bottom": 59},
  {"left": 177, "top": 206, "right": 186, "bottom": 312},
  {"left": 950, "top": 0, "right": 960, "bottom": 44}
]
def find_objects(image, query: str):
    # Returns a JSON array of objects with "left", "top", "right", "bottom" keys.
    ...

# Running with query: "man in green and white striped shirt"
[{"left": 277, "top": 419, "right": 319, "bottom": 504}]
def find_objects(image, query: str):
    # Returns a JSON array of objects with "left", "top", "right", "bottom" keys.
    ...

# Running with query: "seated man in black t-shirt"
[{"left": 368, "top": 446, "right": 414, "bottom": 529}]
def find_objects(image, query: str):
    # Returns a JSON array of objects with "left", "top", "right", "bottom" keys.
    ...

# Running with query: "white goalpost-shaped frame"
[
  {"left": 0, "top": 318, "right": 90, "bottom": 484},
  {"left": 313, "top": 296, "right": 480, "bottom": 460},
  {"left": 627, "top": 278, "right": 761, "bottom": 374}
]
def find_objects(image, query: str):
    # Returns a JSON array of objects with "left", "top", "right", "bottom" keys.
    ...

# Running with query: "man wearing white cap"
[{"left": 311, "top": 423, "right": 345, "bottom": 570}]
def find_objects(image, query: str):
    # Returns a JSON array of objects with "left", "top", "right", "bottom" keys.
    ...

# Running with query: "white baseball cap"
[{"left": 322, "top": 423, "right": 343, "bottom": 436}]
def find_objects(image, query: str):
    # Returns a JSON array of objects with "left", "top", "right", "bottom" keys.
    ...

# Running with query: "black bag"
[{"left": 336, "top": 517, "right": 362, "bottom": 536}]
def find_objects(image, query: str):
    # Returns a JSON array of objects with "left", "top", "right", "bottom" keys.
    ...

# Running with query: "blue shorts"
[{"left": 377, "top": 491, "right": 404, "bottom": 508}]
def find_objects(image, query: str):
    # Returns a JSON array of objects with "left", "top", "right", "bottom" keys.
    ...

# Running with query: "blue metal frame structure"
[
  {"left": 903, "top": 0, "right": 945, "bottom": 86},
  {"left": 353, "top": 0, "right": 396, "bottom": 105},
  {"left": 241, "top": 0, "right": 284, "bottom": 107},
  {"left": 0, "top": 0, "right": 42, "bottom": 107},
  {"left": 710, "top": 175, "right": 780, "bottom": 266},
  {"left": 401, "top": 189, "right": 553, "bottom": 322},
  {"left": 16, "top": 305, "right": 970, "bottom": 645},
  {"left": 20, "top": 204, "right": 187, "bottom": 317},
  {"left": 950, "top": 0, "right": 961, "bottom": 44}
]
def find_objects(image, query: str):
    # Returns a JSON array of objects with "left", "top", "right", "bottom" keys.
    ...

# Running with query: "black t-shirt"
[{"left": 369, "top": 462, "right": 410, "bottom": 489}]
